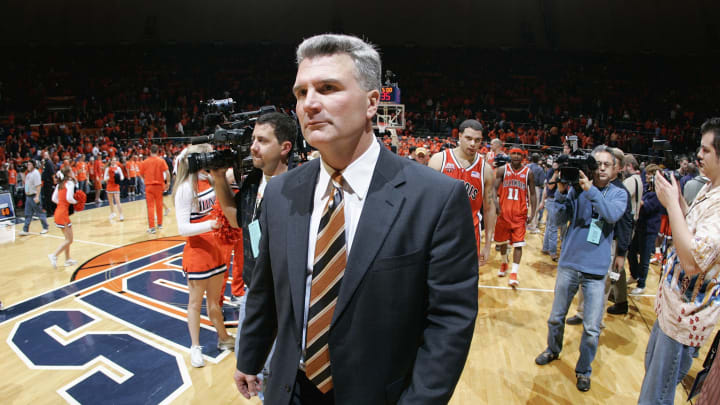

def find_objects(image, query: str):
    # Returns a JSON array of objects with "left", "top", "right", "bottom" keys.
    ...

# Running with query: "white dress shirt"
[{"left": 300, "top": 139, "right": 381, "bottom": 368}]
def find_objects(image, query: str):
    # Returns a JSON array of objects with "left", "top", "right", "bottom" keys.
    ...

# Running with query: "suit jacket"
[{"left": 237, "top": 143, "right": 478, "bottom": 404}]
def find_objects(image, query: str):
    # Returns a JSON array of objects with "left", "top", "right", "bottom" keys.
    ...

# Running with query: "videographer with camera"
[
  {"left": 535, "top": 146, "right": 627, "bottom": 392},
  {"left": 566, "top": 147, "right": 634, "bottom": 321},
  {"left": 210, "top": 112, "right": 297, "bottom": 394},
  {"left": 637, "top": 118, "right": 720, "bottom": 405}
]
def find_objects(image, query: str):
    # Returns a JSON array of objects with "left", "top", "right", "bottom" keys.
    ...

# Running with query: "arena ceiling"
[{"left": 2, "top": 0, "right": 719, "bottom": 53}]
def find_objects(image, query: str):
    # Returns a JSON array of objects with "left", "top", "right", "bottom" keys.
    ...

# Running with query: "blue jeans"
[
  {"left": 542, "top": 199, "right": 559, "bottom": 254},
  {"left": 638, "top": 322, "right": 694, "bottom": 405},
  {"left": 235, "top": 286, "right": 274, "bottom": 403},
  {"left": 136, "top": 177, "right": 145, "bottom": 195},
  {"left": 546, "top": 266, "right": 606, "bottom": 377},
  {"left": 628, "top": 231, "right": 655, "bottom": 288},
  {"left": 23, "top": 195, "right": 49, "bottom": 232}
]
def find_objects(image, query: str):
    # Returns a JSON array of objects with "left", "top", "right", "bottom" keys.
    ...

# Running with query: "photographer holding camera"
[
  {"left": 638, "top": 118, "right": 720, "bottom": 404},
  {"left": 535, "top": 146, "right": 627, "bottom": 392}
]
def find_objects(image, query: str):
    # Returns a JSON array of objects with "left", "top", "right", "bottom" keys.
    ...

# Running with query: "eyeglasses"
[{"left": 596, "top": 162, "right": 614, "bottom": 168}]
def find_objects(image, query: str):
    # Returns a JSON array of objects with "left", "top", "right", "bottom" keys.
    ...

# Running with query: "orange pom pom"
[{"left": 211, "top": 201, "right": 241, "bottom": 245}]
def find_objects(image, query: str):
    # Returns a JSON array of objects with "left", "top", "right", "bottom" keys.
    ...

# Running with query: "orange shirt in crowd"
[
  {"left": 93, "top": 159, "right": 103, "bottom": 181},
  {"left": 140, "top": 156, "right": 169, "bottom": 186},
  {"left": 75, "top": 161, "right": 88, "bottom": 181},
  {"left": 8, "top": 169, "right": 17, "bottom": 185},
  {"left": 128, "top": 160, "right": 140, "bottom": 178}
]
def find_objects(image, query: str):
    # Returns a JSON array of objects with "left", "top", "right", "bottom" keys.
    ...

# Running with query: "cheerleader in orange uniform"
[
  {"left": 104, "top": 156, "right": 124, "bottom": 221},
  {"left": 173, "top": 144, "right": 234, "bottom": 368},
  {"left": 49, "top": 167, "right": 78, "bottom": 268}
]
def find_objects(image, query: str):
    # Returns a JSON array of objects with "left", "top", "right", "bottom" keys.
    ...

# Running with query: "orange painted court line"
[{"left": 72, "top": 236, "right": 186, "bottom": 280}]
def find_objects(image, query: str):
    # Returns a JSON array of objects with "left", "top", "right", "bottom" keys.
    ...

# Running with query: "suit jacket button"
[{"left": 285, "top": 384, "right": 291, "bottom": 392}]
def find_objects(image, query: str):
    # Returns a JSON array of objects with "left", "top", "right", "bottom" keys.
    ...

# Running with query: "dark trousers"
[
  {"left": 628, "top": 231, "right": 656, "bottom": 289},
  {"left": 291, "top": 371, "right": 335, "bottom": 405},
  {"left": 41, "top": 183, "right": 55, "bottom": 215}
]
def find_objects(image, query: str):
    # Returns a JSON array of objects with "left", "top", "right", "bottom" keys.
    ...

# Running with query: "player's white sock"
[
  {"left": 511, "top": 263, "right": 519, "bottom": 274},
  {"left": 655, "top": 247, "right": 661, "bottom": 254}
]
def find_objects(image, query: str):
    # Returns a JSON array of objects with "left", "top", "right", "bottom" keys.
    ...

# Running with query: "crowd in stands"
[
  {"left": 2, "top": 46, "right": 718, "bottom": 150},
  {"left": 0, "top": 45, "right": 716, "bottom": 210}
]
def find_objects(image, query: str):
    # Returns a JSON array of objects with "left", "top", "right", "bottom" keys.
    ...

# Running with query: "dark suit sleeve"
[
  {"left": 614, "top": 189, "right": 633, "bottom": 257},
  {"left": 236, "top": 195, "right": 277, "bottom": 374},
  {"left": 399, "top": 180, "right": 479, "bottom": 404}
]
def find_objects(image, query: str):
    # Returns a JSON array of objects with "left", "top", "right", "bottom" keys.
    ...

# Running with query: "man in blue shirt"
[{"left": 534, "top": 146, "right": 627, "bottom": 392}]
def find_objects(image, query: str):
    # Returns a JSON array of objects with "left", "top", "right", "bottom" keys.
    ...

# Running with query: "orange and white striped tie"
[{"left": 305, "top": 171, "right": 346, "bottom": 393}]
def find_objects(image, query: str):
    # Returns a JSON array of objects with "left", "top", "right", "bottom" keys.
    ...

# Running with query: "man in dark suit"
[
  {"left": 234, "top": 34, "right": 478, "bottom": 405},
  {"left": 41, "top": 151, "right": 57, "bottom": 215}
]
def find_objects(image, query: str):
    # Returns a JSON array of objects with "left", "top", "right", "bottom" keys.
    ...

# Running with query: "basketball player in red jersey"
[
  {"left": 429, "top": 119, "right": 496, "bottom": 265},
  {"left": 494, "top": 146, "right": 536, "bottom": 287}
]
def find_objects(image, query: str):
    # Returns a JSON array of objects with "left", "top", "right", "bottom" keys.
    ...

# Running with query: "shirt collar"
[
  {"left": 318, "top": 138, "right": 381, "bottom": 200},
  {"left": 696, "top": 181, "right": 720, "bottom": 203}
]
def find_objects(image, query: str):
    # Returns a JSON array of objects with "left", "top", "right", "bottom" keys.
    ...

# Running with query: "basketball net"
[{"left": 378, "top": 121, "right": 387, "bottom": 134}]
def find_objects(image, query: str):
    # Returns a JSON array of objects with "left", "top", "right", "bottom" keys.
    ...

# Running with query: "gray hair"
[
  {"left": 296, "top": 34, "right": 381, "bottom": 92},
  {"left": 591, "top": 145, "right": 617, "bottom": 165}
]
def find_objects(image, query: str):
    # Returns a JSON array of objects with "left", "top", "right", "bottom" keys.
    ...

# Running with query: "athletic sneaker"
[
  {"left": 228, "top": 295, "right": 244, "bottom": 307},
  {"left": 498, "top": 263, "right": 508, "bottom": 277},
  {"left": 147, "top": 227, "right": 156, "bottom": 234},
  {"left": 48, "top": 254, "right": 58, "bottom": 268},
  {"left": 157, "top": 225, "right": 163, "bottom": 230},
  {"left": 509, "top": 273, "right": 519, "bottom": 287},
  {"left": 650, "top": 252, "right": 662, "bottom": 264},
  {"left": 630, "top": 287, "right": 645, "bottom": 295},
  {"left": 118, "top": 215, "right": 124, "bottom": 221},
  {"left": 64, "top": 259, "right": 78, "bottom": 267},
  {"left": 109, "top": 213, "right": 116, "bottom": 221},
  {"left": 190, "top": 345, "right": 205, "bottom": 368},
  {"left": 18, "top": 230, "right": 30, "bottom": 236},
  {"left": 40, "top": 229, "right": 48, "bottom": 234},
  {"left": 164, "top": 208, "right": 170, "bottom": 216},
  {"left": 217, "top": 335, "right": 235, "bottom": 351}
]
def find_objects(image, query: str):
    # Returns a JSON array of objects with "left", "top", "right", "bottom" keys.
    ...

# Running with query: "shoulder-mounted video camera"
[
  {"left": 555, "top": 150, "right": 597, "bottom": 185},
  {"left": 187, "top": 99, "right": 277, "bottom": 176},
  {"left": 493, "top": 154, "right": 511, "bottom": 167}
]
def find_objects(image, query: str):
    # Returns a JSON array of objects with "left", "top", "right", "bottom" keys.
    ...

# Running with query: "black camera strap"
[
  {"left": 590, "top": 184, "right": 610, "bottom": 218},
  {"left": 252, "top": 197, "right": 263, "bottom": 222}
]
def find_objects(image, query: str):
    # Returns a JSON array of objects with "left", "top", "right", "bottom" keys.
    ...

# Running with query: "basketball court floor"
[{"left": 0, "top": 196, "right": 709, "bottom": 404}]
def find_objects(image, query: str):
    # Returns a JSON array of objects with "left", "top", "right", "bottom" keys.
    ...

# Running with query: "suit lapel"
[
  {"left": 286, "top": 160, "right": 319, "bottom": 337},
  {"left": 332, "top": 148, "right": 406, "bottom": 325}
]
